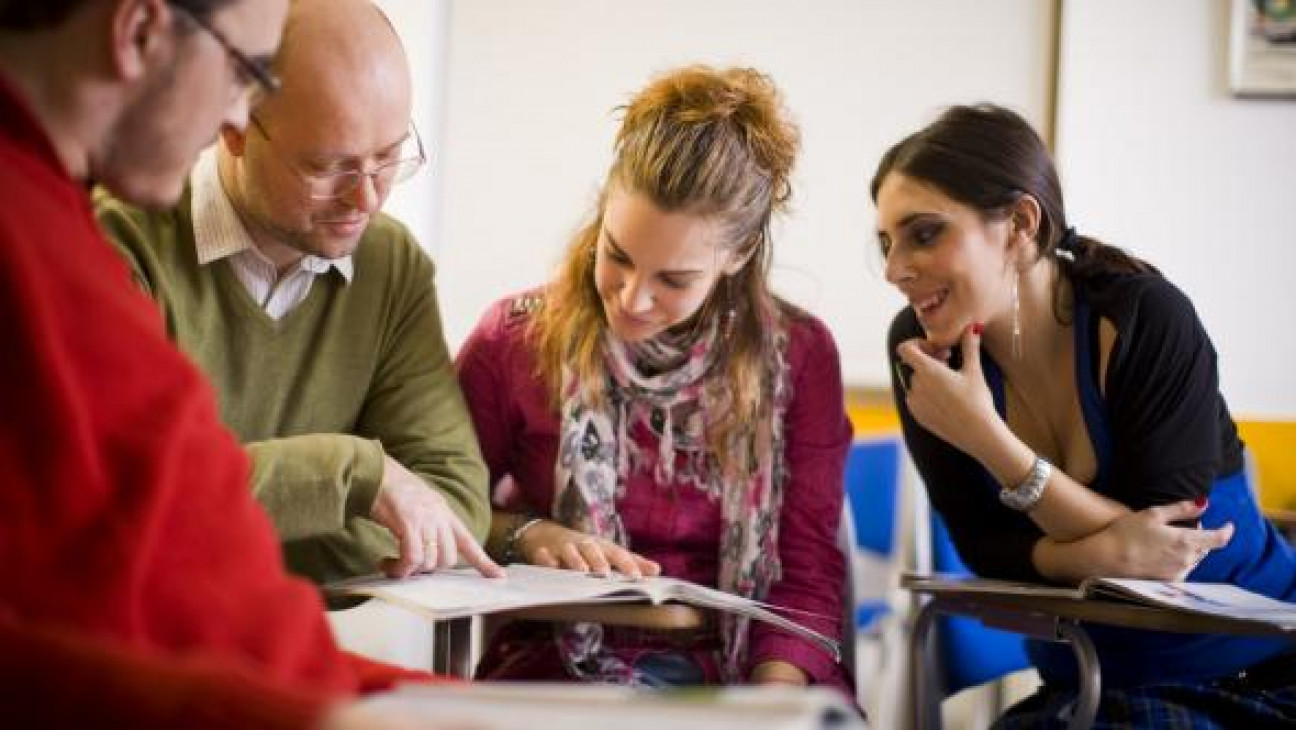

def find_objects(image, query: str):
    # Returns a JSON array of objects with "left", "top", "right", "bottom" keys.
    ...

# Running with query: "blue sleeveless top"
[{"left": 983, "top": 289, "right": 1296, "bottom": 689}]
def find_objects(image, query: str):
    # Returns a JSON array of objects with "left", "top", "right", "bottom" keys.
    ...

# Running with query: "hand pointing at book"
[
  {"left": 518, "top": 521, "right": 661, "bottom": 580},
  {"left": 371, "top": 456, "right": 504, "bottom": 579}
]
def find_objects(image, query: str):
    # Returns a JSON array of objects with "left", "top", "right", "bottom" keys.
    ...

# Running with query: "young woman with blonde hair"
[{"left": 457, "top": 65, "right": 852, "bottom": 693}]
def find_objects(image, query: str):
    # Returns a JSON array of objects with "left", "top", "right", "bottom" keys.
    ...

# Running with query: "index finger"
[
  {"left": 454, "top": 521, "right": 505, "bottom": 578},
  {"left": 1199, "top": 521, "right": 1234, "bottom": 551},
  {"left": 604, "top": 544, "right": 644, "bottom": 580},
  {"left": 895, "top": 339, "right": 949, "bottom": 378}
]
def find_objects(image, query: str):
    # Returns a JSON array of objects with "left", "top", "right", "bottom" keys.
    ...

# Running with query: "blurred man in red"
[{"left": 0, "top": 1, "right": 446, "bottom": 727}]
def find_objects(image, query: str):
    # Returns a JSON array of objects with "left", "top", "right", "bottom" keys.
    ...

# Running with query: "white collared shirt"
[{"left": 189, "top": 148, "right": 353, "bottom": 321}]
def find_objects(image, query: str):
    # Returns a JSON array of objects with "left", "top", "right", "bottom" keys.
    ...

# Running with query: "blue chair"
[
  {"left": 841, "top": 436, "right": 910, "bottom": 723},
  {"left": 842, "top": 437, "right": 904, "bottom": 632},
  {"left": 928, "top": 510, "right": 1032, "bottom": 696},
  {"left": 839, "top": 438, "right": 902, "bottom": 619}
]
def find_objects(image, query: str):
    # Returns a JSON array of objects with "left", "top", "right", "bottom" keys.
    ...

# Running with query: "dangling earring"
[
  {"left": 1012, "top": 273, "right": 1022, "bottom": 360},
  {"left": 721, "top": 276, "right": 737, "bottom": 341}
]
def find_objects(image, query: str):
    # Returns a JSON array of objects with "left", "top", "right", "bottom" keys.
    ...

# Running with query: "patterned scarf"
[{"left": 552, "top": 315, "right": 791, "bottom": 684}]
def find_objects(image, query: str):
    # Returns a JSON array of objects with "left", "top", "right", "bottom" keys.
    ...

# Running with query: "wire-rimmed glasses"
[
  {"left": 169, "top": 2, "right": 281, "bottom": 98},
  {"left": 250, "top": 116, "right": 427, "bottom": 201}
]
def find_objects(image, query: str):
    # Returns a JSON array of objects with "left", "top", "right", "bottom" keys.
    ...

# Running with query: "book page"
[
  {"left": 902, "top": 572, "right": 1083, "bottom": 599},
  {"left": 328, "top": 566, "right": 838, "bottom": 658},
  {"left": 327, "top": 565, "right": 662, "bottom": 620},
  {"left": 1086, "top": 579, "right": 1296, "bottom": 628},
  {"left": 664, "top": 581, "right": 840, "bottom": 659}
]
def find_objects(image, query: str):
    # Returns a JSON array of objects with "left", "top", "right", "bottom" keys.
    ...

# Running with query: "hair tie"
[{"left": 1057, "top": 226, "right": 1079, "bottom": 252}]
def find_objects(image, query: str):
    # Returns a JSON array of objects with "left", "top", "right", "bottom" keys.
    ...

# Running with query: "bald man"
[{"left": 96, "top": 0, "right": 498, "bottom": 584}]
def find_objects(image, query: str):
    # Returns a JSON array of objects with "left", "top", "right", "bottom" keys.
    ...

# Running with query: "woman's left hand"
[
  {"left": 750, "top": 660, "right": 808, "bottom": 686},
  {"left": 1035, "top": 498, "right": 1234, "bottom": 584},
  {"left": 896, "top": 324, "right": 998, "bottom": 457},
  {"left": 1095, "top": 499, "right": 1234, "bottom": 581}
]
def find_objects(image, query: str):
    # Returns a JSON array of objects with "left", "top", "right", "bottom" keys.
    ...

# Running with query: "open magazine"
[
  {"left": 903, "top": 572, "right": 1296, "bottom": 630},
  {"left": 328, "top": 564, "right": 839, "bottom": 660},
  {"left": 361, "top": 682, "right": 865, "bottom": 730}
]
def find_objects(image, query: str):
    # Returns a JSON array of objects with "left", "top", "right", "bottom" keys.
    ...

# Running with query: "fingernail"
[
  {"left": 1194, "top": 496, "right": 1208, "bottom": 508},
  {"left": 971, "top": 322, "right": 985, "bottom": 336}
]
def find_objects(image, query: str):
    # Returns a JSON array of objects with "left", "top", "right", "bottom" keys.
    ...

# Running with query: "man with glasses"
[
  {"left": 98, "top": 0, "right": 498, "bottom": 586},
  {"left": 0, "top": 0, "right": 456, "bottom": 727}
]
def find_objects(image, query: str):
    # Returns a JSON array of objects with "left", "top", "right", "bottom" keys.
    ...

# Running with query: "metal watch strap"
[{"left": 999, "top": 456, "right": 1052, "bottom": 512}]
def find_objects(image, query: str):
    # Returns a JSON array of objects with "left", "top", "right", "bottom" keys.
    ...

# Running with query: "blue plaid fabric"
[{"left": 994, "top": 681, "right": 1296, "bottom": 729}]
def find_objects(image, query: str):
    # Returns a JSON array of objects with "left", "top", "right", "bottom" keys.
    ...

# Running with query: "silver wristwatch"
[{"left": 999, "top": 456, "right": 1052, "bottom": 512}]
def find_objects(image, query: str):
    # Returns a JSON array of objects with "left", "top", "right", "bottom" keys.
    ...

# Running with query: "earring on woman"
[
  {"left": 721, "top": 276, "right": 737, "bottom": 341},
  {"left": 1012, "top": 273, "right": 1022, "bottom": 359}
]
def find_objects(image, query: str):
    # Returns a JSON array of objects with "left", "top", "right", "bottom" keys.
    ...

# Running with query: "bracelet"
[
  {"left": 999, "top": 455, "right": 1052, "bottom": 512},
  {"left": 501, "top": 514, "right": 545, "bottom": 564}
]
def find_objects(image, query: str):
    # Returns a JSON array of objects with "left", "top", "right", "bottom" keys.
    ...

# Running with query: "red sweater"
[{"left": 0, "top": 76, "right": 427, "bottom": 726}]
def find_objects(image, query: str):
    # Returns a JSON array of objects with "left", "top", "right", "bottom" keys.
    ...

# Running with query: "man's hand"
[{"left": 370, "top": 456, "right": 503, "bottom": 579}]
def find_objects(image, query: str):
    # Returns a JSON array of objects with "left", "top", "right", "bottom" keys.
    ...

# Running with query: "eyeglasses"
[
  {"left": 250, "top": 116, "right": 428, "bottom": 201},
  {"left": 169, "top": 3, "right": 281, "bottom": 97}
]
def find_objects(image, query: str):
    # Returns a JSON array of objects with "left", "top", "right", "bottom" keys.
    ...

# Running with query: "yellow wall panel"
[
  {"left": 848, "top": 396, "right": 1294, "bottom": 511},
  {"left": 1237, "top": 421, "right": 1296, "bottom": 511}
]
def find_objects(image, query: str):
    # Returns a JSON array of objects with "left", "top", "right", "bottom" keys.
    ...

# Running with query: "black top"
[{"left": 889, "top": 270, "right": 1244, "bottom": 583}]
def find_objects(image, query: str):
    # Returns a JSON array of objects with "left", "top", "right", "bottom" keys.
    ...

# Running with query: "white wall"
[
  {"left": 373, "top": 0, "right": 448, "bottom": 267},
  {"left": 1055, "top": 0, "right": 1296, "bottom": 417},
  {"left": 426, "top": 0, "right": 1055, "bottom": 387}
]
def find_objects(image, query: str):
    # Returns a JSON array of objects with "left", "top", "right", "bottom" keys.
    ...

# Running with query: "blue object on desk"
[{"left": 930, "top": 511, "right": 1032, "bottom": 695}]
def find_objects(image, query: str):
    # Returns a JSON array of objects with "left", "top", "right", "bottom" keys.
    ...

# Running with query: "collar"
[{"left": 188, "top": 148, "right": 353, "bottom": 281}]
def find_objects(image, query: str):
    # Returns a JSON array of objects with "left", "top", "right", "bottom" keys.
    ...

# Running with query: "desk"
[
  {"left": 904, "top": 576, "right": 1295, "bottom": 730},
  {"left": 363, "top": 682, "right": 866, "bottom": 729},
  {"left": 430, "top": 615, "right": 477, "bottom": 677},
  {"left": 431, "top": 603, "right": 708, "bottom": 679}
]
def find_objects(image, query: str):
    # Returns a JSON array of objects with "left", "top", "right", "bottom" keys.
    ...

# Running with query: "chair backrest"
[
  {"left": 836, "top": 501, "right": 858, "bottom": 675},
  {"left": 841, "top": 436, "right": 909, "bottom": 634},
  {"left": 925, "top": 505, "right": 1032, "bottom": 696},
  {"left": 838, "top": 436, "right": 913, "bottom": 713},
  {"left": 843, "top": 437, "right": 903, "bottom": 559}
]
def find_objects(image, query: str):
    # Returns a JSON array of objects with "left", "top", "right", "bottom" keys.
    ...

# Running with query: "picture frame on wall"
[{"left": 1229, "top": 0, "right": 1296, "bottom": 96}]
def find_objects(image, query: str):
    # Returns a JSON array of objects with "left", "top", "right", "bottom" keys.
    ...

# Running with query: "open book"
[
  {"left": 361, "top": 682, "right": 865, "bottom": 730},
  {"left": 903, "top": 572, "right": 1296, "bottom": 630},
  {"left": 328, "top": 564, "right": 839, "bottom": 660}
]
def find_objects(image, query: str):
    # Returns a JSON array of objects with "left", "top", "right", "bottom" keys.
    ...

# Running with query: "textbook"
[
  {"left": 328, "top": 564, "right": 839, "bottom": 659},
  {"left": 361, "top": 682, "right": 866, "bottom": 730},
  {"left": 903, "top": 572, "right": 1296, "bottom": 630}
]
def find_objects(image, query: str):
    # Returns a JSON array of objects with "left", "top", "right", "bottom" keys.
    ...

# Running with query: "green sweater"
[{"left": 96, "top": 188, "right": 490, "bottom": 583}]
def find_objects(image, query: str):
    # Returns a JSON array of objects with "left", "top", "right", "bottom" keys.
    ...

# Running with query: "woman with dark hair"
[
  {"left": 874, "top": 104, "right": 1296, "bottom": 726},
  {"left": 456, "top": 65, "right": 852, "bottom": 693}
]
